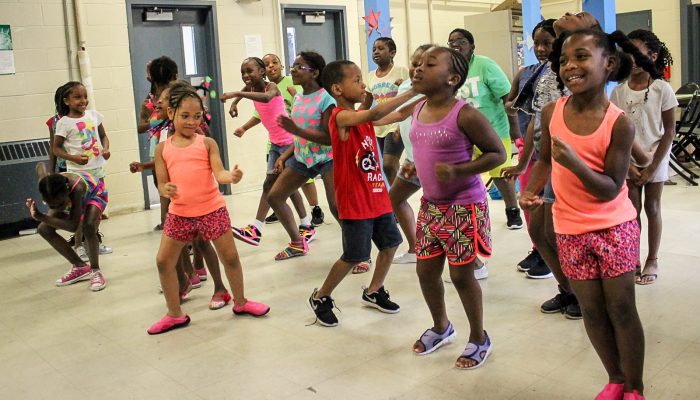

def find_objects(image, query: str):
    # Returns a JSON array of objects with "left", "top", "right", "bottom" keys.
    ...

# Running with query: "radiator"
[{"left": 0, "top": 139, "right": 50, "bottom": 239}]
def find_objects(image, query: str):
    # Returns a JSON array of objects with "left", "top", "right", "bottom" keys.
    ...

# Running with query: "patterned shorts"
[
  {"left": 416, "top": 199, "right": 492, "bottom": 265},
  {"left": 163, "top": 207, "right": 231, "bottom": 243},
  {"left": 556, "top": 220, "right": 640, "bottom": 280}
]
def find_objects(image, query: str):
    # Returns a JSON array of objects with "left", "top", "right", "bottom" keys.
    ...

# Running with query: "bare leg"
[
  {"left": 155, "top": 235, "right": 187, "bottom": 317},
  {"left": 210, "top": 230, "right": 246, "bottom": 306},
  {"left": 37, "top": 214, "right": 86, "bottom": 268},
  {"left": 492, "top": 177, "right": 518, "bottom": 210},
  {"left": 82, "top": 206, "right": 102, "bottom": 270},
  {"left": 627, "top": 180, "right": 643, "bottom": 272},
  {"left": 543, "top": 203, "right": 570, "bottom": 290},
  {"left": 317, "top": 259, "right": 355, "bottom": 298},
  {"left": 413, "top": 254, "right": 449, "bottom": 353},
  {"left": 319, "top": 169, "right": 338, "bottom": 221},
  {"left": 569, "top": 279, "right": 625, "bottom": 385},
  {"left": 267, "top": 168, "right": 309, "bottom": 242},
  {"left": 641, "top": 182, "right": 664, "bottom": 283},
  {"left": 450, "top": 261, "right": 487, "bottom": 368},
  {"left": 390, "top": 177, "right": 420, "bottom": 254},
  {"left": 367, "top": 246, "right": 398, "bottom": 292},
  {"left": 382, "top": 154, "right": 401, "bottom": 187},
  {"left": 194, "top": 239, "right": 227, "bottom": 293},
  {"left": 301, "top": 180, "right": 319, "bottom": 207}
]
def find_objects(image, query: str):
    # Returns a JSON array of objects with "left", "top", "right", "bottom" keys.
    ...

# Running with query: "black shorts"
[
  {"left": 340, "top": 212, "right": 402, "bottom": 263},
  {"left": 377, "top": 134, "right": 404, "bottom": 158}
]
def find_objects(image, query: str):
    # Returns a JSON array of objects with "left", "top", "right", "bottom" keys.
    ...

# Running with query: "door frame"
[
  {"left": 681, "top": 0, "right": 700, "bottom": 85},
  {"left": 125, "top": 0, "right": 230, "bottom": 209},
  {"left": 278, "top": 4, "right": 349, "bottom": 64}
]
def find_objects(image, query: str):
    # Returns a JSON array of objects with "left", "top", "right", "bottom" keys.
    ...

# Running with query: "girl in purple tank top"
[
  {"left": 406, "top": 46, "right": 506, "bottom": 370},
  {"left": 220, "top": 57, "right": 307, "bottom": 247}
]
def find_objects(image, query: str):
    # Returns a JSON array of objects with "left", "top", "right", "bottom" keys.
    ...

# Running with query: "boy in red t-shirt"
[{"left": 307, "top": 60, "right": 417, "bottom": 327}]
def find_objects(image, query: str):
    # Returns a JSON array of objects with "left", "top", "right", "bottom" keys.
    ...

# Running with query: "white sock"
[
  {"left": 253, "top": 220, "right": 264, "bottom": 231},
  {"left": 300, "top": 216, "right": 312, "bottom": 226}
]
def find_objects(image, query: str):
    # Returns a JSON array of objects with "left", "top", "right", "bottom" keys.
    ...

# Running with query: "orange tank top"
[
  {"left": 162, "top": 134, "right": 226, "bottom": 217},
  {"left": 550, "top": 97, "right": 637, "bottom": 235}
]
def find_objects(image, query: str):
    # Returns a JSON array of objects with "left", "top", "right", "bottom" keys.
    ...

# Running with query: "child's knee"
[
  {"left": 262, "top": 176, "right": 276, "bottom": 193},
  {"left": 606, "top": 297, "right": 638, "bottom": 324},
  {"left": 449, "top": 265, "right": 476, "bottom": 289},
  {"left": 219, "top": 247, "right": 240, "bottom": 267},
  {"left": 643, "top": 200, "right": 661, "bottom": 217},
  {"left": 37, "top": 222, "right": 54, "bottom": 238},
  {"left": 82, "top": 222, "right": 98, "bottom": 238}
]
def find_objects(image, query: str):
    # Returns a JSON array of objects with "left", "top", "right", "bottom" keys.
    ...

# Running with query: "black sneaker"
[
  {"left": 308, "top": 289, "right": 338, "bottom": 327},
  {"left": 525, "top": 258, "right": 553, "bottom": 279},
  {"left": 311, "top": 206, "right": 324, "bottom": 226},
  {"left": 517, "top": 248, "right": 541, "bottom": 272},
  {"left": 361, "top": 286, "right": 400, "bottom": 314},
  {"left": 506, "top": 207, "right": 523, "bottom": 230},
  {"left": 541, "top": 286, "right": 569, "bottom": 314},
  {"left": 264, "top": 213, "right": 279, "bottom": 224},
  {"left": 564, "top": 295, "right": 583, "bottom": 320}
]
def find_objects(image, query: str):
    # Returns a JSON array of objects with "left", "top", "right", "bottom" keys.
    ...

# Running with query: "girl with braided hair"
[
  {"left": 521, "top": 28, "right": 655, "bottom": 400},
  {"left": 407, "top": 46, "right": 506, "bottom": 370},
  {"left": 610, "top": 29, "right": 677, "bottom": 286}
]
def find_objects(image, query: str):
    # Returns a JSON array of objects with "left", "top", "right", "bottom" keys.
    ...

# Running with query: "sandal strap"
[
  {"left": 459, "top": 331, "right": 491, "bottom": 366},
  {"left": 418, "top": 322, "right": 454, "bottom": 351}
]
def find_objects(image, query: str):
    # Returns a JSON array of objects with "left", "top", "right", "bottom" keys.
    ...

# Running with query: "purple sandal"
[
  {"left": 414, "top": 322, "right": 456, "bottom": 356},
  {"left": 456, "top": 331, "right": 492, "bottom": 370}
]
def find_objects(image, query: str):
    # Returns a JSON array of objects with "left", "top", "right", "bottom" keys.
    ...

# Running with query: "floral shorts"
[
  {"left": 556, "top": 220, "right": 640, "bottom": 280},
  {"left": 163, "top": 207, "right": 231, "bottom": 243},
  {"left": 415, "top": 199, "right": 492, "bottom": 266}
]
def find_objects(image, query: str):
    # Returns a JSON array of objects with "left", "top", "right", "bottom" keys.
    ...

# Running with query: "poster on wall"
[
  {"left": 244, "top": 34, "right": 263, "bottom": 58},
  {"left": 0, "top": 25, "right": 15, "bottom": 75}
]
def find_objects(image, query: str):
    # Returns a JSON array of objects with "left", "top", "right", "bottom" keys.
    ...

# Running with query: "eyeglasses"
[
  {"left": 447, "top": 39, "right": 470, "bottom": 47},
  {"left": 290, "top": 65, "right": 315, "bottom": 72}
]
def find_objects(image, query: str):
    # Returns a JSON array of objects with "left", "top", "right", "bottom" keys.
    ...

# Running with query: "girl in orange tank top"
[
  {"left": 520, "top": 29, "right": 658, "bottom": 400},
  {"left": 147, "top": 86, "right": 270, "bottom": 335}
]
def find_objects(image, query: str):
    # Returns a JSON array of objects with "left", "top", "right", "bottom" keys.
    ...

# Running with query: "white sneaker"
[
  {"left": 474, "top": 263, "right": 489, "bottom": 280},
  {"left": 392, "top": 252, "right": 417, "bottom": 264},
  {"left": 98, "top": 243, "right": 112, "bottom": 255},
  {"left": 76, "top": 246, "right": 89, "bottom": 262}
]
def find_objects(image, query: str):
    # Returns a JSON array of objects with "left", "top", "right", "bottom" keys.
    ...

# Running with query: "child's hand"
[
  {"left": 25, "top": 199, "right": 42, "bottom": 221},
  {"left": 234, "top": 127, "right": 246, "bottom": 137},
  {"left": 102, "top": 149, "right": 111, "bottom": 160},
  {"left": 435, "top": 162, "right": 457, "bottom": 182},
  {"left": 551, "top": 136, "right": 578, "bottom": 169},
  {"left": 277, "top": 115, "right": 299, "bottom": 135},
  {"left": 519, "top": 191, "right": 543, "bottom": 211},
  {"left": 287, "top": 86, "right": 297, "bottom": 97},
  {"left": 400, "top": 162, "right": 416, "bottom": 179},
  {"left": 73, "top": 155, "right": 89, "bottom": 165},
  {"left": 394, "top": 78, "right": 404, "bottom": 86},
  {"left": 501, "top": 164, "right": 525, "bottom": 180},
  {"left": 628, "top": 164, "right": 642, "bottom": 184},
  {"left": 162, "top": 183, "right": 178, "bottom": 198},
  {"left": 228, "top": 103, "right": 238, "bottom": 118},
  {"left": 231, "top": 165, "right": 243, "bottom": 184},
  {"left": 636, "top": 167, "right": 654, "bottom": 187},
  {"left": 274, "top": 158, "right": 286, "bottom": 174},
  {"left": 129, "top": 162, "right": 143, "bottom": 173},
  {"left": 220, "top": 92, "right": 239, "bottom": 103}
]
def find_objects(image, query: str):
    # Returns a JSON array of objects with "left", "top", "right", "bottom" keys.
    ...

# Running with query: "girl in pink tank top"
[
  {"left": 520, "top": 29, "right": 656, "bottom": 400},
  {"left": 220, "top": 57, "right": 307, "bottom": 247},
  {"left": 148, "top": 85, "right": 270, "bottom": 335},
  {"left": 407, "top": 46, "right": 506, "bottom": 370}
]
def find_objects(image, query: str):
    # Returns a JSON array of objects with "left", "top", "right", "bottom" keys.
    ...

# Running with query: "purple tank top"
[{"left": 410, "top": 99, "right": 487, "bottom": 205}]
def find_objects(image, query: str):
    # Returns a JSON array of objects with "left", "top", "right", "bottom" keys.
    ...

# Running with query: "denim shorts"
[
  {"left": 340, "top": 212, "right": 403, "bottom": 263},
  {"left": 287, "top": 157, "right": 333, "bottom": 180},
  {"left": 267, "top": 143, "right": 292, "bottom": 174}
]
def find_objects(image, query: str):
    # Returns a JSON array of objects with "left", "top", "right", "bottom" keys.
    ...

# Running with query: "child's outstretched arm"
[
  {"left": 373, "top": 96, "right": 424, "bottom": 127},
  {"left": 337, "top": 89, "right": 417, "bottom": 129},
  {"left": 234, "top": 117, "right": 261, "bottom": 137},
  {"left": 205, "top": 137, "right": 243, "bottom": 184},
  {"left": 277, "top": 106, "right": 334, "bottom": 145},
  {"left": 98, "top": 124, "right": 110, "bottom": 160},
  {"left": 521, "top": 104, "right": 556, "bottom": 211},
  {"left": 434, "top": 104, "right": 506, "bottom": 181},
  {"left": 551, "top": 113, "right": 635, "bottom": 202},
  {"left": 224, "top": 83, "right": 280, "bottom": 104},
  {"left": 154, "top": 142, "right": 177, "bottom": 199}
]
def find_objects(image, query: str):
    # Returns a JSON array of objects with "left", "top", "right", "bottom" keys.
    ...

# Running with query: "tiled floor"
[{"left": 1, "top": 178, "right": 699, "bottom": 399}]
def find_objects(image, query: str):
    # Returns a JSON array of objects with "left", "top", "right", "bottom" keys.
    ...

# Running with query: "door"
[
  {"left": 281, "top": 6, "right": 347, "bottom": 68},
  {"left": 616, "top": 10, "right": 652, "bottom": 35},
  {"left": 127, "top": 4, "right": 228, "bottom": 208}
]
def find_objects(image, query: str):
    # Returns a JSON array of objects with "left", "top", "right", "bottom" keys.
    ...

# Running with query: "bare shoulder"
[{"left": 612, "top": 112, "right": 634, "bottom": 137}]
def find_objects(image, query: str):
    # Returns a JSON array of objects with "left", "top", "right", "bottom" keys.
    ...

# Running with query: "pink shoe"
[
  {"left": 195, "top": 267, "right": 208, "bottom": 281},
  {"left": 623, "top": 390, "right": 645, "bottom": 400},
  {"left": 595, "top": 383, "right": 624, "bottom": 400},
  {"left": 89, "top": 270, "right": 106, "bottom": 292},
  {"left": 209, "top": 291, "right": 231, "bottom": 310},
  {"left": 147, "top": 314, "right": 191, "bottom": 335},
  {"left": 55, "top": 264, "right": 92, "bottom": 286},
  {"left": 190, "top": 274, "right": 202, "bottom": 289},
  {"left": 232, "top": 300, "right": 270, "bottom": 317}
]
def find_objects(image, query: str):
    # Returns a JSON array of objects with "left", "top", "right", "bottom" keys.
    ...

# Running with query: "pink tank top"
[
  {"left": 254, "top": 89, "right": 294, "bottom": 146},
  {"left": 162, "top": 134, "right": 226, "bottom": 217},
  {"left": 550, "top": 97, "right": 637, "bottom": 234}
]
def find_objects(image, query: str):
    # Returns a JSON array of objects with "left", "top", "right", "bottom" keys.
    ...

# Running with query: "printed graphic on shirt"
[
  {"left": 291, "top": 89, "right": 334, "bottom": 167},
  {"left": 457, "top": 77, "right": 481, "bottom": 108},
  {"left": 355, "top": 136, "right": 385, "bottom": 192},
  {"left": 74, "top": 119, "right": 101, "bottom": 159}
]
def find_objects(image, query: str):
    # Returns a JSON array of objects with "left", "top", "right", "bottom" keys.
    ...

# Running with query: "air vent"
[{"left": 0, "top": 139, "right": 50, "bottom": 166}]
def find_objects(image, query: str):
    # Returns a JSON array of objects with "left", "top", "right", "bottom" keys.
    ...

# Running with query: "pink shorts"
[
  {"left": 163, "top": 207, "right": 231, "bottom": 243},
  {"left": 415, "top": 199, "right": 492, "bottom": 266},
  {"left": 556, "top": 220, "right": 640, "bottom": 280}
]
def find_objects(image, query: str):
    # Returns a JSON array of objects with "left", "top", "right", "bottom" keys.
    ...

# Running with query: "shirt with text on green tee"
[{"left": 455, "top": 54, "right": 511, "bottom": 139}]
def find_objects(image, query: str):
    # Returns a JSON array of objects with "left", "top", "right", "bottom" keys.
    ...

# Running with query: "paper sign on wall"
[
  {"left": 245, "top": 34, "right": 263, "bottom": 58},
  {"left": 0, "top": 25, "right": 15, "bottom": 75}
]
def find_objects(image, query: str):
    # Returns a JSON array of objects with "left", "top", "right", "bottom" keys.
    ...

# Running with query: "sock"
[
  {"left": 253, "top": 220, "right": 264, "bottom": 231},
  {"left": 300, "top": 216, "right": 312, "bottom": 226}
]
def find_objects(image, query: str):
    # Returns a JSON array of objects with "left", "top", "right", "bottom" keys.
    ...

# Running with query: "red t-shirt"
[{"left": 329, "top": 107, "right": 392, "bottom": 220}]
